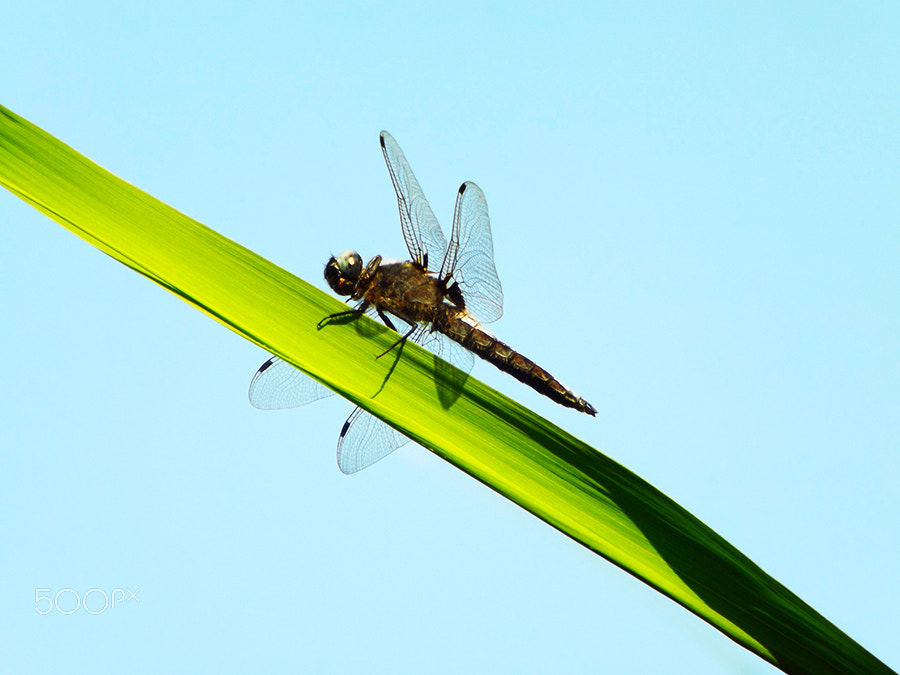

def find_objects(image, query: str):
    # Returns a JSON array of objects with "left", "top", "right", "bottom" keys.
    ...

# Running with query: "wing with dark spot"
[
  {"left": 328, "top": 317, "right": 476, "bottom": 473},
  {"left": 440, "top": 181, "right": 504, "bottom": 324},
  {"left": 248, "top": 356, "right": 334, "bottom": 409},
  {"left": 380, "top": 131, "right": 448, "bottom": 271},
  {"left": 337, "top": 407, "right": 410, "bottom": 474}
]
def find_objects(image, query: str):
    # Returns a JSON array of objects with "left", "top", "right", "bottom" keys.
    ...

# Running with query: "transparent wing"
[
  {"left": 249, "top": 353, "right": 407, "bottom": 474},
  {"left": 337, "top": 407, "right": 411, "bottom": 475},
  {"left": 250, "top": 308, "right": 475, "bottom": 474},
  {"left": 380, "top": 131, "right": 448, "bottom": 271},
  {"left": 440, "top": 182, "right": 504, "bottom": 324},
  {"left": 329, "top": 308, "right": 417, "bottom": 474},
  {"left": 248, "top": 356, "right": 334, "bottom": 409},
  {"left": 333, "top": 317, "right": 475, "bottom": 474},
  {"left": 373, "top": 310, "right": 475, "bottom": 376},
  {"left": 416, "top": 327, "right": 475, "bottom": 375},
  {"left": 417, "top": 328, "right": 475, "bottom": 410}
]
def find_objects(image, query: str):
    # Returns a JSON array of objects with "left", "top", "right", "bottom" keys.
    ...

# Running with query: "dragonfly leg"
[
  {"left": 317, "top": 309, "right": 359, "bottom": 329},
  {"left": 317, "top": 301, "right": 370, "bottom": 329},
  {"left": 376, "top": 322, "right": 417, "bottom": 359},
  {"left": 376, "top": 309, "right": 398, "bottom": 332}
]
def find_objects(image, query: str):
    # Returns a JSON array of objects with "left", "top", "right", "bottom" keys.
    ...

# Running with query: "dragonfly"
[{"left": 249, "top": 131, "right": 596, "bottom": 474}]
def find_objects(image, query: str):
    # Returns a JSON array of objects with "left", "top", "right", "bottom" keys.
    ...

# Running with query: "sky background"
[{"left": 1, "top": 2, "right": 897, "bottom": 673}]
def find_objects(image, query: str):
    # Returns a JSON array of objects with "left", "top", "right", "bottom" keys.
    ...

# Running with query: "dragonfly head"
[{"left": 324, "top": 249, "right": 363, "bottom": 296}]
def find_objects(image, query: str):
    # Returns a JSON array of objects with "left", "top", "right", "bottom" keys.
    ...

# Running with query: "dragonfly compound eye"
[
  {"left": 336, "top": 249, "right": 363, "bottom": 281},
  {"left": 324, "top": 249, "right": 363, "bottom": 296}
]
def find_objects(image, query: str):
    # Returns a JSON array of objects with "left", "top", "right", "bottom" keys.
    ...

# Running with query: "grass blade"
[{"left": 0, "top": 104, "right": 891, "bottom": 674}]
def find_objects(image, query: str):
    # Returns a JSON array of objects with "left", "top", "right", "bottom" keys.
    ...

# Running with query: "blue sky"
[{"left": 1, "top": 2, "right": 897, "bottom": 672}]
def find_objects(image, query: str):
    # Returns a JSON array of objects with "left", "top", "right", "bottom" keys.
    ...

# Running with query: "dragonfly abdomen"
[{"left": 439, "top": 312, "right": 597, "bottom": 416}]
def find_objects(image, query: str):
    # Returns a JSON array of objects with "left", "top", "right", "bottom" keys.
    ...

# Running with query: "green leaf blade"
[{"left": 1, "top": 104, "right": 892, "bottom": 674}]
